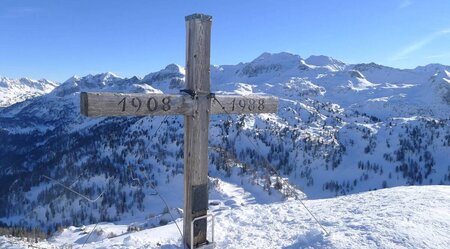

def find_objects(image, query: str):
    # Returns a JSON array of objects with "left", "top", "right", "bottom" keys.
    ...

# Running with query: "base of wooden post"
[{"left": 194, "top": 242, "right": 216, "bottom": 249}]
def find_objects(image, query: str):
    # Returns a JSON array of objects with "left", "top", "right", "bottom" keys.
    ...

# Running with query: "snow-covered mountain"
[
  {"left": 2, "top": 185, "right": 450, "bottom": 248},
  {"left": 0, "top": 52, "right": 449, "bottom": 235},
  {"left": 0, "top": 77, "right": 58, "bottom": 108}
]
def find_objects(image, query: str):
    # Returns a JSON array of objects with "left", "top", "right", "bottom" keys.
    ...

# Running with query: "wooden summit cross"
[{"left": 80, "top": 13, "right": 278, "bottom": 248}]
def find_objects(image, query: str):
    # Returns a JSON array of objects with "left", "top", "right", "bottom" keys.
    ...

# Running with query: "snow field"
[{"left": 2, "top": 184, "right": 449, "bottom": 249}]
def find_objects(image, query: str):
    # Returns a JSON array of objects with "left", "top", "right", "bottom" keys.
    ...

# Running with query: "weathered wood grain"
[
  {"left": 80, "top": 92, "right": 278, "bottom": 118},
  {"left": 80, "top": 92, "right": 194, "bottom": 117},
  {"left": 184, "top": 13, "right": 212, "bottom": 248},
  {"left": 211, "top": 95, "right": 278, "bottom": 114}
]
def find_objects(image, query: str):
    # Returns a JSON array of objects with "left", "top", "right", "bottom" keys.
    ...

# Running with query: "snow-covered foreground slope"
[
  {"left": 1, "top": 185, "right": 449, "bottom": 249},
  {"left": 0, "top": 77, "right": 57, "bottom": 107}
]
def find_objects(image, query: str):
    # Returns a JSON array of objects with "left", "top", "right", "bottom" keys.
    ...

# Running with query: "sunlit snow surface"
[
  {"left": 1, "top": 184, "right": 449, "bottom": 249},
  {"left": 2, "top": 53, "right": 450, "bottom": 248},
  {"left": 0, "top": 77, "right": 57, "bottom": 107}
]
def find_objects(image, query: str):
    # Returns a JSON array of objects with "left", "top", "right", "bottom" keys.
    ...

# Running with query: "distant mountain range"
[
  {"left": 1, "top": 52, "right": 449, "bottom": 231},
  {"left": 0, "top": 77, "right": 58, "bottom": 108}
]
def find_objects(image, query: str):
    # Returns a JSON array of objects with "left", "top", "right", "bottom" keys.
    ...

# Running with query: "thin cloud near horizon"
[
  {"left": 399, "top": 0, "right": 413, "bottom": 9},
  {"left": 0, "top": 7, "right": 41, "bottom": 18},
  {"left": 390, "top": 29, "right": 450, "bottom": 62}
]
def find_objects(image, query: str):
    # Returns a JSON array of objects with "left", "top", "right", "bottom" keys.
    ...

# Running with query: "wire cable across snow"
[
  {"left": 42, "top": 175, "right": 106, "bottom": 203},
  {"left": 212, "top": 95, "right": 330, "bottom": 236},
  {"left": 131, "top": 115, "right": 185, "bottom": 247}
]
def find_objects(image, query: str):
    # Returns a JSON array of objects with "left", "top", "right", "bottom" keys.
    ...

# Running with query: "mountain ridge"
[
  {"left": 0, "top": 77, "right": 58, "bottom": 108},
  {"left": 0, "top": 52, "right": 449, "bottom": 232},
  {"left": 3, "top": 51, "right": 450, "bottom": 101}
]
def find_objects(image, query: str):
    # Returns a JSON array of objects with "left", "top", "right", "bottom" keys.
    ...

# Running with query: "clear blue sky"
[{"left": 1, "top": 0, "right": 450, "bottom": 81}]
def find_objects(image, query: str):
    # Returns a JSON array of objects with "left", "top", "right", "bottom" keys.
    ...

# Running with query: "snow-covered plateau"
[
  {"left": 1, "top": 185, "right": 449, "bottom": 248},
  {"left": 0, "top": 52, "right": 449, "bottom": 248}
]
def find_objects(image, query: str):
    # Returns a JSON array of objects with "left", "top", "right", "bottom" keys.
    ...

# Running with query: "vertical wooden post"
[{"left": 184, "top": 13, "right": 212, "bottom": 248}]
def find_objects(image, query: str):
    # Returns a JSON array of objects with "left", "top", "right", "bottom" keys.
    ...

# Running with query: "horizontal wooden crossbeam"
[
  {"left": 210, "top": 95, "right": 278, "bottom": 114},
  {"left": 80, "top": 92, "right": 193, "bottom": 117},
  {"left": 80, "top": 92, "right": 278, "bottom": 117}
]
